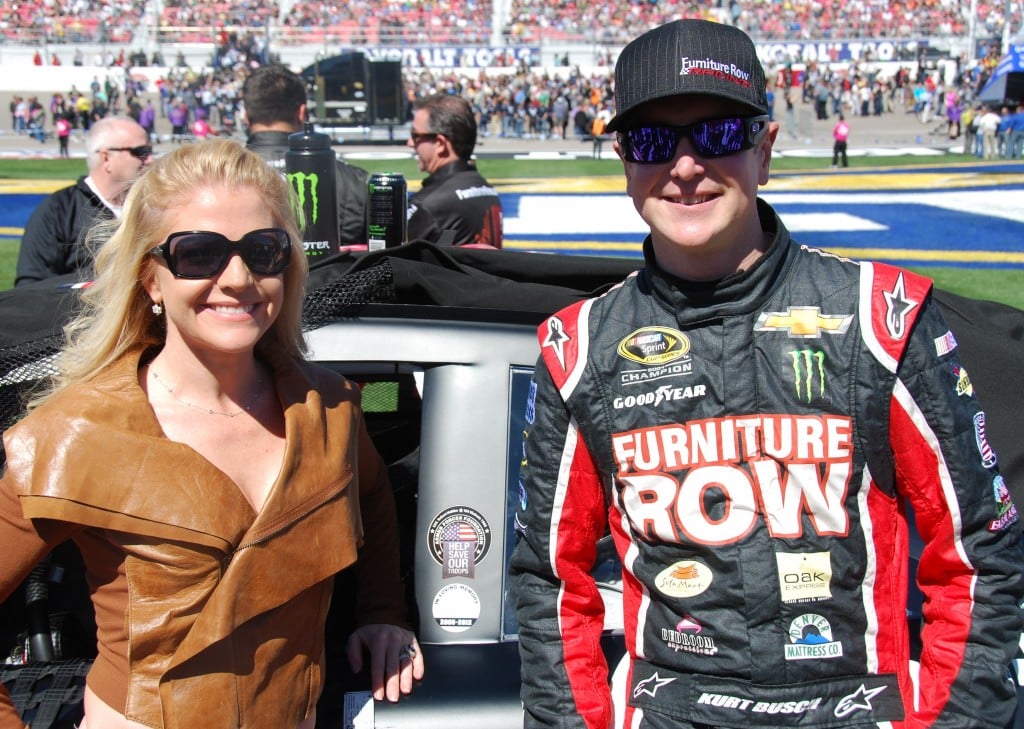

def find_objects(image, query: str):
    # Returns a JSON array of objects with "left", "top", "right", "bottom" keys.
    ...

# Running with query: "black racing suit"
[
  {"left": 16, "top": 176, "right": 111, "bottom": 286},
  {"left": 511, "top": 200, "right": 1024, "bottom": 729},
  {"left": 247, "top": 131, "right": 369, "bottom": 247},
  {"left": 407, "top": 159, "right": 503, "bottom": 247}
]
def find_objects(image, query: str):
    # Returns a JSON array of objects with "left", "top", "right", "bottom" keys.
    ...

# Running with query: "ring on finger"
[{"left": 399, "top": 643, "right": 417, "bottom": 661}]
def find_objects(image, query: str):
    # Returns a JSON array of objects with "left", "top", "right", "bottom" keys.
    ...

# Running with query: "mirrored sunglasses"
[
  {"left": 150, "top": 228, "right": 291, "bottom": 279},
  {"left": 617, "top": 115, "right": 770, "bottom": 164}
]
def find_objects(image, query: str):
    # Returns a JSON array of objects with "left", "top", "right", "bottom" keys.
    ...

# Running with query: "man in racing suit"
[{"left": 510, "top": 19, "right": 1024, "bottom": 729}]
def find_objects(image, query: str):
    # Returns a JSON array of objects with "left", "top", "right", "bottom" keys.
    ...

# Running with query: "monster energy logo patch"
[
  {"left": 789, "top": 349, "right": 826, "bottom": 403},
  {"left": 288, "top": 171, "right": 320, "bottom": 223}
]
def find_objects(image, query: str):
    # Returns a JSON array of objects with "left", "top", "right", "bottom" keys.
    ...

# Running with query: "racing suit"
[
  {"left": 511, "top": 200, "right": 1024, "bottom": 729},
  {"left": 407, "top": 159, "right": 503, "bottom": 247}
]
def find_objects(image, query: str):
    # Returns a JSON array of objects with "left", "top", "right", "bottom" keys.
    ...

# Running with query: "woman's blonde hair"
[{"left": 31, "top": 139, "right": 308, "bottom": 409}]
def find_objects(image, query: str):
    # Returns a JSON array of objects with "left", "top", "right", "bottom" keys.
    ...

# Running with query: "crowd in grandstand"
[
  {"left": 279, "top": 0, "right": 494, "bottom": 46},
  {"left": 4, "top": 0, "right": 1022, "bottom": 160},
  {"left": 10, "top": 36, "right": 1022, "bottom": 161},
  {"left": 1, "top": 0, "right": 1020, "bottom": 46},
  {"left": 503, "top": 0, "right": 1016, "bottom": 44}
]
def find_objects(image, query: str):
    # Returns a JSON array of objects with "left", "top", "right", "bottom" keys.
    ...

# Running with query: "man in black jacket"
[
  {"left": 407, "top": 94, "right": 502, "bottom": 247},
  {"left": 16, "top": 117, "right": 152, "bottom": 286},
  {"left": 242, "top": 64, "right": 369, "bottom": 248}
]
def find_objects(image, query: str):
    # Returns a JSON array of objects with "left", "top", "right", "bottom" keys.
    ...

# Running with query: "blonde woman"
[{"left": 1, "top": 139, "right": 422, "bottom": 729}]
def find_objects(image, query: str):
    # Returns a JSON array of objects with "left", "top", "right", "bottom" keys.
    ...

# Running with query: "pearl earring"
[{"left": 151, "top": 302, "right": 163, "bottom": 316}]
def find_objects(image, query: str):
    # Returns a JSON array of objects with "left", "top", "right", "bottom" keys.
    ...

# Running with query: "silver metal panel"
[{"left": 306, "top": 315, "right": 541, "bottom": 646}]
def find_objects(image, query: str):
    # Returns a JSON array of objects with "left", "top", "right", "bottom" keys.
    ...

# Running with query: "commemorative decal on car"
[
  {"left": 428, "top": 506, "right": 492, "bottom": 579},
  {"left": 432, "top": 583, "right": 481, "bottom": 633}
]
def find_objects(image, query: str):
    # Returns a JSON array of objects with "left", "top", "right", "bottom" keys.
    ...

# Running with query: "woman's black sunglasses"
[
  {"left": 617, "top": 115, "right": 770, "bottom": 164},
  {"left": 150, "top": 228, "right": 291, "bottom": 279}
]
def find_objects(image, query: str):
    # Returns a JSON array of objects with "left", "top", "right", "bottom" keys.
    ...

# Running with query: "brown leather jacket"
[{"left": 0, "top": 349, "right": 408, "bottom": 728}]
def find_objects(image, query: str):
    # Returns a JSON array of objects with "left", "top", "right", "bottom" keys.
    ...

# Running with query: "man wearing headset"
[{"left": 511, "top": 19, "right": 1024, "bottom": 729}]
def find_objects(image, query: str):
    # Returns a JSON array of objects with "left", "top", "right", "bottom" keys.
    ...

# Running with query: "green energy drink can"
[{"left": 367, "top": 172, "right": 408, "bottom": 250}]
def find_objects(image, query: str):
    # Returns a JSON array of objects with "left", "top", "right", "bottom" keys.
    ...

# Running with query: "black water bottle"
[{"left": 285, "top": 123, "right": 339, "bottom": 259}]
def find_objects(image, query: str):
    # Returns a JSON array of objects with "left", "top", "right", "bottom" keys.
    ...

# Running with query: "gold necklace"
[{"left": 150, "top": 367, "right": 263, "bottom": 418}]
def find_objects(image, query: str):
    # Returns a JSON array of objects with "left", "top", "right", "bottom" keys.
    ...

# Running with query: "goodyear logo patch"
[{"left": 618, "top": 326, "right": 690, "bottom": 366}]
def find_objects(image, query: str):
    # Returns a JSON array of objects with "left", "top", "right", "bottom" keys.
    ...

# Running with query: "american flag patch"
[{"left": 934, "top": 330, "right": 958, "bottom": 356}]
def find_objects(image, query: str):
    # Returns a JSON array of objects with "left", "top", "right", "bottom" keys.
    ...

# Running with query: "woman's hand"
[{"left": 346, "top": 624, "right": 425, "bottom": 702}]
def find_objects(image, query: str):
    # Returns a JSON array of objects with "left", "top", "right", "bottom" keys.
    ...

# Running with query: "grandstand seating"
[
  {"left": 1, "top": 0, "right": 1018, "bottom": 48},
  {"left": 278, "top": 0, "right": 493, "bottom": 46}
]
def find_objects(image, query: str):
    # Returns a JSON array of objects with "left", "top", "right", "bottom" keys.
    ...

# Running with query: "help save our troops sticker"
[{"left": 428, "top": 506, "right": 492, "bottom": 579}]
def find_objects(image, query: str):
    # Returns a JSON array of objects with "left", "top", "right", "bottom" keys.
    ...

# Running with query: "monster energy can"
[
  {"left": 367, "top": 172, "right": 408, "bottom": 251},
  {"left": 285, "top": 123, "right": 340, "bottom": 259}
]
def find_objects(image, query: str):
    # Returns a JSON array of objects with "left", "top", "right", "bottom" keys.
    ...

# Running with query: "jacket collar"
[
  {"left": 5, "top": 348, "right": 358, "bottom": 552},
  {"left": 246, "top": 129, "right": 291, "bottom": 156},
  {"left": 639, "top": 198, "right": 794, "bottom": 320},
  {"left": 422, "top": 158, "right": 474, "bottom": 188}
]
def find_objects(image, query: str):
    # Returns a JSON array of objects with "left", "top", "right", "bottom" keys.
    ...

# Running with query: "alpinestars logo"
[
  {"left": 288, "top": 171, "right": 321, "bottom": 223},
  {"left": 789, "top": 349, "right": 826, "bottom": 403},
  {"left": 542, "top": 316, "right": 570, "bottom": 370},
  {"left": 834, "top": 684, "right": 887, "bottom": 718},
  {"left": 633, "top": 672, "right": 675, "bottom": 699},
  {"left": 883, "top": 272, "right": 918, "bottom": 340},
  {"left": 680, "top": 56, "right": 752, "bottom": 87}
]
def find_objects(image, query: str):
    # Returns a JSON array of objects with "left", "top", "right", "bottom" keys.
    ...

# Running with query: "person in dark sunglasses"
[
  {"left": 149, "top": 228, "right": 292, "bottom": 279},
  {"left": 0, "top": 139, "right": 423, "bottom": 729},
  {"left": 105, "top": 143, "right": 154, "bottom": 160},
  {"left": 512, "top": 18, "right": 1024, "bottom": 729},
  {"left": 616, "top": 115, "right": 770, "bottom": 165},
  {"left": 16, "top": 116, "right": 153, "bottom": 286},
  {"left": 406, "top": 94, "right": 504, "bottom": 248}
]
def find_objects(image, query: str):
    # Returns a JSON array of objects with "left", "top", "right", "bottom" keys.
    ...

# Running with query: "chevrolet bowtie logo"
[{"left": 754, "top": 307, "right": 853, "bottom": 338}]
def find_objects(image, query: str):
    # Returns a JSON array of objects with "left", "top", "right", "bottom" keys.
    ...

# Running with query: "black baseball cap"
[{"left": 606, "top": 19, "right": 769, "bottom": 132}]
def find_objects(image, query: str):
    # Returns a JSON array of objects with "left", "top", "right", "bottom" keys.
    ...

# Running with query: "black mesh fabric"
[
  {"left": 0, "top": 336, "right": 62, "bottom": 468},
  {"left": 302, "top": 257, "right": 397, "bottom": 331},
  {"left": 0, "top": 275, "right": 80, "bottom": 471}
]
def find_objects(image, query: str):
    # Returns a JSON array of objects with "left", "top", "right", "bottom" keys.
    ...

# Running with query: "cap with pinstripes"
[{"left": 606, "top": 19, "right": 769, "bottom": 132}]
